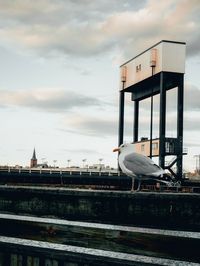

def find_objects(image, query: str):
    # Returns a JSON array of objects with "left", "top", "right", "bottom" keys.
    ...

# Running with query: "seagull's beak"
[{"left": 113, "top": 147, "right": 120, "bottom": 152}]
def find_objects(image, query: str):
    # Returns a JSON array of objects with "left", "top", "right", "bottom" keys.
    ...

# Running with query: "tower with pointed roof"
[{"left": 30, "top": 148, "right": 37, "bottom": 168}]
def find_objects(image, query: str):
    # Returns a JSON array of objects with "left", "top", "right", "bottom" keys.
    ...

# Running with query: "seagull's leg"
[
  {"left": 136, "top": 179, "right": 142, "bottom": 192},
  {"left": 131, "top": 177, "right": 135, "bottom": 191}
]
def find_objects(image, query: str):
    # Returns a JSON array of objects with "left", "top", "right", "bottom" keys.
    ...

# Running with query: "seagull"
[{"left": 113, "top": 143, "right": 168, "bottom": 191}]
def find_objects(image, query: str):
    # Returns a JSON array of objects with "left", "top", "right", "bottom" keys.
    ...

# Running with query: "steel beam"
[
  {"left": 177, "top": 75, "right": 184, "bottom": 179},
  {"left": 118, "top": 90, "right": 125, "bottom": 147},
  {"left": 133, "top": 100, "right": 139, "bottom": 142},
  {"left": 159, "top": 72, "right": 166, "bottom": 169}
]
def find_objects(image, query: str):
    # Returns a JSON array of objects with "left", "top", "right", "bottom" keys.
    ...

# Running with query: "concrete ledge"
[
  {"left": 0, "top": 186, "right": 200, "bottom": 231},
  {"left": 0, "top": 213, "right": 199, "bottom": 263},
  {"left": 0, "top": 236, "right": 199, "bottom": 266},
  {"left": 1, "top": 213, "right": 200, "bottom": 238}
]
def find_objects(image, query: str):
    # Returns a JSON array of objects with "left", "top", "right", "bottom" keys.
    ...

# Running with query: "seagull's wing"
[{"left": 123, "top": 153, "right": 163, "bottom": 176}]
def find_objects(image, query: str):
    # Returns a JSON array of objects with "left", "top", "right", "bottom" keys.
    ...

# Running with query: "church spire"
[
  {"left": 30, "top": 148, "right": 37, "bottom": 168},
  {"left": 32, "top": 148, "right": 37, "bottom": 160}
]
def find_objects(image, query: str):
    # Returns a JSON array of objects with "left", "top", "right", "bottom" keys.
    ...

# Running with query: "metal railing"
[
  {"left": 0, "top": 166, "right": 122, "bottom": 177},
  {"left": 141, "top": 184, "right": 200, "bottom": 193}
]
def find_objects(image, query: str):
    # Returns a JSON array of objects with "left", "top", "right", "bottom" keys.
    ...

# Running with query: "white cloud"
[
  {"left": 61, "top": 114, "right": 119, "bottom": 137},
  {"left": 0, "top": 0, "right": 199, "bottom": 58},
  {"left": 0, "top": 82, "right": 199, "bottom": 139},
  {"left": 0, "top": 88, "right": 104, "bottom": 112}
]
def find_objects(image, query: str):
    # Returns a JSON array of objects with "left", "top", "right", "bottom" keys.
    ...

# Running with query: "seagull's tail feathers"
[
  {"left": 150, "top": 169, "right": 165, "bottom": 178},
  {"left": 151, "top": 172, "right": 177, "bottom": 185}
]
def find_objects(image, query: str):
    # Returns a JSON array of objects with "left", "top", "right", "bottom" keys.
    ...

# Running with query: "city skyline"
[{"left": 0, "top": 0, "right": 200, "bottom": 171}]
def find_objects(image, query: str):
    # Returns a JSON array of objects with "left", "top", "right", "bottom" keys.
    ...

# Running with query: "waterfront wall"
[
  {"left": 0, "top": 213, "right": 199, "bottom": 263},
  {"left": 1, "top": 236, "right": 195, "bottom": 266},
  {"left": 0, "top": 186, "right": 200, "bottom": 265},
  {"left": 0, "top": 186, "right": 199, "bottom": 230}
]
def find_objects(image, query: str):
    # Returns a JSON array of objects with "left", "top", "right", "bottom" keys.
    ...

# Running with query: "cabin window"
[
  {"left": 152, "top": 142, "right": 158, "bottom": 150},
  {"left": 141, "top": 144, "right": 145, "bottom": 152}
]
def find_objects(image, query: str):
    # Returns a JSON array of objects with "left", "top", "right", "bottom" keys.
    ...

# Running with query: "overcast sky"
[{"left": 0, "top": 0, "right": 200, "bottom": 171}]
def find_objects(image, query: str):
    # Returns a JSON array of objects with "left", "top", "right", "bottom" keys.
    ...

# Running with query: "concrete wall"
[
  {"left": 0, "top": 236, "right": 197, "bottom": 266},
  {"left": 0, "top": 186, "right": 199, "bottom": 230},
  {"left": 0, "top": 214, "right": 199, "bottom": 263}
]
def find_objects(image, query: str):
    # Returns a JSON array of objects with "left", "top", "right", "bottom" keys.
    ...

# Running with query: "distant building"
[
  {"left": 37, "top": 163, "right": 49, "bottom": 168},
  {"left": 90, "top": 164, "right": 105, "bottom": 170},
  {"left": 30, "top": 148, "right": 37, "bottom": 168}
]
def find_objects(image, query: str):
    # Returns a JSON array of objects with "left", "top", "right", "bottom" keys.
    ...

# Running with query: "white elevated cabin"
[{"left": 120, "top": 40, "right": 186, "bottom": 90}]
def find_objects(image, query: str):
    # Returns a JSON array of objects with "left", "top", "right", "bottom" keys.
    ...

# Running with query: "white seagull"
[{"left": 113, "top": 143, "right": 167, "bottom": 191}]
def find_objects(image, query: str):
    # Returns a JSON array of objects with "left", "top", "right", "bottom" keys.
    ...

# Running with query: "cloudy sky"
[{"left": 0, "top": 0, "right": 200, "bottom": 171}]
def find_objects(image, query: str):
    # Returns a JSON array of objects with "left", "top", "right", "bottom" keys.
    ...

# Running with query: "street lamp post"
[
  {"left": 82, "top": 159, "right": 87, "bottom": 169},
  {"left": 67, "top": 159, "right": 71, "bottom": 168},
  {"left": 194, "top": 155, "right": 200, "bottom": 175},
  {"left": 99, "top": 158, "right": 103, "bottom": 172}
]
